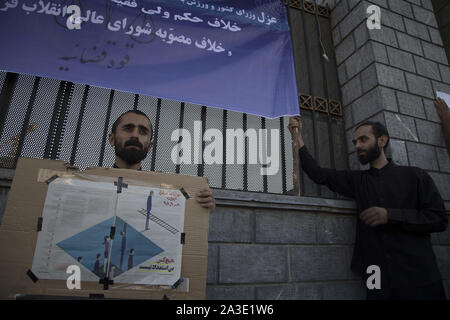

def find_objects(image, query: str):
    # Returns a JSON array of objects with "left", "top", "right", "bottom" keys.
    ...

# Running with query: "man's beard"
[
  {"left": 357, "top": 142, "right": 382, "bottom": 165},
  {"left": 115, "top": 139, "right": 149, "bottom": 165}
]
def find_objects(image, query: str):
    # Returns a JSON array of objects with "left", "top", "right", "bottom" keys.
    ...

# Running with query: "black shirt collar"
[{"left": 369, "top": 158, "right": 395, "bottom": 174}]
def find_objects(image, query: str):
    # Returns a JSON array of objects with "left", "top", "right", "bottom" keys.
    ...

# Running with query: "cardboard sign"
[{"left": 0, "top": 157, "right": 210, "bottom": 299}]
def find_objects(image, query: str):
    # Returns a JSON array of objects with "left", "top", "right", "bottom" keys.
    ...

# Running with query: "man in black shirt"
[
  {"left": 109, "top": 110, "right": 216, "bottom": 211},
  {"left": 288, "top": 116, "right": 448, "bottom": 300}
]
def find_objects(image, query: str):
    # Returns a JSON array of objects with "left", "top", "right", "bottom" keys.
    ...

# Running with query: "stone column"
[{"left": 331, "top": 0, "right": 450, "bottom": 208}]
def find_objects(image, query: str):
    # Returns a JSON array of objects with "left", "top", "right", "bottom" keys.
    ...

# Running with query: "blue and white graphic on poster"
[
  {"left": 0, "top": 0, "right": 299, "bottom": 118},
  {"left": 31, "top": 177, "right": 186, "bottom": 286}
]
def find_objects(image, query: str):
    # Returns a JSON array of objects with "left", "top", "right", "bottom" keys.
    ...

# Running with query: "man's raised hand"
[{"left": 288, "top": 116, "right": 304, "bottom": 148}]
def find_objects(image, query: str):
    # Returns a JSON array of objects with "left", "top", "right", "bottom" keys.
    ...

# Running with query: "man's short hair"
[
  {"left": 111, "top": 110, "right": 153, "bottom": 140},
  {"left": 355, "top": 121, "right": 390, "bottom": 150}
]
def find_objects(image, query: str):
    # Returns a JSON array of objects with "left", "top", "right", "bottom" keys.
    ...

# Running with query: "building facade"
[
  {"left": 206, "top": 0, "right": 450, "bottom": 299},
  {"left": 0, "top": 0, "right": 448, "bottom": 299}
]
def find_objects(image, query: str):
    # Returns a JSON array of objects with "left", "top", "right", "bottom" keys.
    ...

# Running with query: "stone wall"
[
  {"left": 205, "top": 0, "right": 450, "bottom": 300},
  {"left": 206, "top": 190, "right": 363, "bottom": 299},
  {"left": 205, "top": 190, "right": 450, "bottom": 300},
  {"left": 332, "top": 0, "right": 450, "bottom": 207},
  {"left": 0, "top": 168, "right": 448, "bottom": 300},
  {"left": 0, "top": 0, "right": 449, "bottom": 300}
]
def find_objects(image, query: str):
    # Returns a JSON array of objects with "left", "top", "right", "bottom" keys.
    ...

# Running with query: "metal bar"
[
  {"left": 98, "top": 90, "right": 115, "bottom": 167},
  {"left": 286, "top": 2, "right": 302, "bottom": 104},
  {"left": 150, "top": 98, "right": 162, "bottom": 171},
  {"left": 51, "top": 81, "right": 74, "bottom": 159},
  {"left": 243, "top": 113, "right": 248, "bottom": 192},
  {"left": 13, "top": 77, "right": 41, "bottom": 168},
  {"left": 286, "top": 3, "right": 302, "bottom": 196},
  {"left": 279, "top": 117, "right": 287, "bottom": 194},
  {"left": 133, "top": 93, "right": 139, "bottom": 110},
  {"left": 197, "top": 106, "right": 206, "bottom": 177},
  {"left": 300, "top": 0, "right": 321, "bottom": 196},
  {"left": 0, "top": 73, "right": 19, "bottom": 141},
  {"left": 261, "top": 117, "right": 268, "bottom": 193},
  {"left": 221, "top": 109, "right": 227, "bottom": 189},
  {"left": 175, "top": 102, "right": 185, "bottom": 174},
  {"left": 314, "top": 11, "right": 336, "bottom": 169},
  {"left": 314, "top": 7, "right": 337, "bottom": 198},
  {"left": 327, "top": 1, "right": 350, "bottom": 172},
  {"left": 70, "top": 85, "right": 90, "bottom": 165},
  {"left": 44, "top": 81, "right": 68, "bottom": 159}
]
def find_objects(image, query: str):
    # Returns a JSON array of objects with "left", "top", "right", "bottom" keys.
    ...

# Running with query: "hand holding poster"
[
  {"left": 0, "top": 0, "right": 299, "bottom": 118},
  {"left": 0, "top": 158, "right": 210, "bottom": 299}
]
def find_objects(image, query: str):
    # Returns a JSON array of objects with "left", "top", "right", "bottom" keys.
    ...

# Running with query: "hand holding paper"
[
  {"left": 435, "top": 92, "right": 450, "bottom": 122},
  {"left": 435, "top": 97, "right": 449, "bottom": 117},
  {"left": 435, "top": 91, "right": 450, "bottom": 158},
  {"left": 288, "top": 116, "right": 305, "bottom": 148},
  {"left": 436, "top": 91, "right": 450, "bottom": 108},
  {"left": 196, "top": 187, "right": 215, "bottom": 212}
]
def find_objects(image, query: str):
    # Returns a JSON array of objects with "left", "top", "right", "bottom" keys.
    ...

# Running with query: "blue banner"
[{"left": 0, "top": 0, "right": 299, "bottom": 118}]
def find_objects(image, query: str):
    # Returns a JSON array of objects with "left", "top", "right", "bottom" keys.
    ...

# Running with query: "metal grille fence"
[{"left": 0, "top": 0, "right": 348, "bottom": 198}]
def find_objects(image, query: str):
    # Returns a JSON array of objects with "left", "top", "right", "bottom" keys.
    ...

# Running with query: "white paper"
[
  {"left": 436, "top": 91, "right": 450, "bottom": 109},
  {"left": 31, "top": 177, "right": 186, "bottom": 286}
]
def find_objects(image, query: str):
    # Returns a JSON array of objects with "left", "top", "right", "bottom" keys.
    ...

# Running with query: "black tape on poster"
[
  {"left": 45, "top": 175, "right": 59, "bottom": 184},
  {"left": 114, "top": 177, "right": 128, "bottom": 193},
  {"left": 26, "top": 269, "right": 39, "bottom": 283},
  {"left": 99, "top": 277, "right": 114, "bottom": 290},
  {"left": 109, "top": 226, "right": 116, "bottom": 240},
  {"left": 171, "top": 278, "right": 184, "bottom": 290},
  {"left": 36, "top": 217, "right": 43, "bottom": 232},
  {"left": 179, "top": 188, "right": 190, "bottom": 199}
]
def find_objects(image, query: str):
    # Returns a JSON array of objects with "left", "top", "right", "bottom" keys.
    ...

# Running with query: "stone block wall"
[
  {"left": 205, "top": 0, "right": 450, "bottom": 300},
  {"left": 0, "top": 0, "right": 449, "bottom": 300},
  {"left": 206, "top": 190, "right": 450, "bottom": 299},
  {"left": 331, "top": 0, "right": 450, "bottom": 211},
  {"left": 0, "top": 170, "right": 448, "bottom": 300},
  {"left": 206, "top": 190, "right": 368, "bottom": 300}
]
